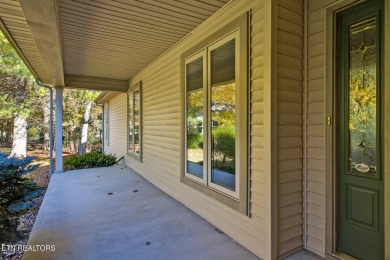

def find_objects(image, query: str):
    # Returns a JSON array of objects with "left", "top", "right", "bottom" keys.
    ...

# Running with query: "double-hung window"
[
  {"left": 182, "top": 14, "right": 248, "bottom": 213},
  {"left": 128, "top": 81, "right": 142, "bottom": 160}
]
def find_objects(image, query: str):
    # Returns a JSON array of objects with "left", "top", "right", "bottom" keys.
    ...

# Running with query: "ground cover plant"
[{"left": 64, "top": 152, "right": 117, "bottom": 171}]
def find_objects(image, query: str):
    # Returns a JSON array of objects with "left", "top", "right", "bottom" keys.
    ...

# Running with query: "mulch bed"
[{"left": 0, "top": 144, "right": 72, "bottom": 260}]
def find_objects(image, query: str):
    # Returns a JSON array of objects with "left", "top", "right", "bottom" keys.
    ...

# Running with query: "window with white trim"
[
  {"left": 128, "top": 81, "right": 142, "bottom": 160},
  {"left": 182, "top": 13, "right": 248, "bottom": 214}
]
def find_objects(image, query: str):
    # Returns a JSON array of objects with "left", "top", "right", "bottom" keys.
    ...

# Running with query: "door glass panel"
[
  {"left": 134, "top": 90, "right": 140, "bottom": 155},
  {"left": 186, "top": 57, "right": 204, "bottom": 179},
  {"left": 210, "top": 39, "right": 236, "bottom": 191},
  {"left": 128, "top": 92, "right": 133, "bottom": 153},
  {"left": 348, "top": 18, "right": 377, "bottom": 174}
]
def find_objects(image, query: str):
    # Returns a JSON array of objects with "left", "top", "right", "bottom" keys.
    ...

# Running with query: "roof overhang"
[
  {"left": 19, "top": 0, "right": 64, "bottom": 86},
  {"left": 64, "top": 74, "right": 128, "bottom": 91},
  {"left": 95, "top": 91, "right": 120, "bottom": 104},
  {"left": 0, "top": 0, "right": 230, "bottom": 91}
]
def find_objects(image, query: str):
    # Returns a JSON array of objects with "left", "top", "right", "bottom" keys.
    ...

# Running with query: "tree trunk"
[
  {"left": 9, "top": 115, "right": 27, "bottom": 158},
  {"left": 79, "top": 99, "right": 92, "bottom": 155},
  {"left": 6, "top": 119, "right": 12, "bottom": 144},
  {"left": 43, "top": 92, "right": 50, "bottom": 150},
  {"left": 70, "top": 127, "right": 77, "bottom": 153}
]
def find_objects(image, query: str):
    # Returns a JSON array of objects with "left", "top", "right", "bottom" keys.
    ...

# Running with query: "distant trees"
[
  {"left": 0, "top": 33, "right": 45, "bottom": 158},
  {"left": 0, "top": 31, "right": 102, "bottom": 157},
  {"left": 63, "top": 89, "right": 101, "bottom": 155}
]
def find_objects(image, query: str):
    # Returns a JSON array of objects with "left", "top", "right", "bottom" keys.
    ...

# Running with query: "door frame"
[{"left": 323, "top": 0, "right": 390, "bottom": 259}]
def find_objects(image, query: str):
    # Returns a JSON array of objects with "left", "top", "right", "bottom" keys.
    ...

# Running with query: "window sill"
[{"left": 181, "top": 175, "right": 246, "bottom": 215}]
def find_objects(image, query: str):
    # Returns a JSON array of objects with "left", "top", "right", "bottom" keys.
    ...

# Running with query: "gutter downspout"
[{"left": 35, "top": 78, "right": 54, "bottom": 176}]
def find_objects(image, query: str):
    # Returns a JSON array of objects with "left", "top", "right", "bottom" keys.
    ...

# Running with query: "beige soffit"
[
  {"left": 58, "top": 0, "right": 230, "bottom": 81},
  {"left": 1, "top": 0, "right": 230, "bottom": 90}
]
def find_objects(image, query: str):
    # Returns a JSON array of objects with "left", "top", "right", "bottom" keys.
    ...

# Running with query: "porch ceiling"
[{"left": 0, "top": 0, "right": 230, "bottom": 91}]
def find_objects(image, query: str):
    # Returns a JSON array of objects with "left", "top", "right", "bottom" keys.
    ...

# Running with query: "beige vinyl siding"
[
  {"left": 104, "top": 0, "right": 265, "bottom": 257},
  {"left": 304, "top": 0, "right": 340, "bottom": 256},
  {"left": 277, "top": 0, "right": 304, "bottom": 257},
  {"left": 250, "top": 1, "right": 265, "bottom": 227},
  {"left": 104, "top": 93, "right": 127, "bottom": 159}
]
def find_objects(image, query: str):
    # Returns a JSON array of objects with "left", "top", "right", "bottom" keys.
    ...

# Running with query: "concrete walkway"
[{"left": 23, "top": 166, "right": 259, "bottom": 260}]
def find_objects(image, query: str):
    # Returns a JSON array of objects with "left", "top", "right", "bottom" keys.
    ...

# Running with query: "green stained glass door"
[{"left": 337, "top": 1, "right": 384, "bottom": 259}]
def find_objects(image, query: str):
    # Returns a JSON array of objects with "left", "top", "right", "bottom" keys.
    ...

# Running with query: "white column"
[{"left": 55, "top": 86, "right": 63, "bottom": 173}]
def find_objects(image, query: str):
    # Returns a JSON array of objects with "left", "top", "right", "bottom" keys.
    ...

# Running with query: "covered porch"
[
  {"left": 0, "top": 0, "right": 232, "bottom": 173},
  {"left": 24, "top": 166, "right": 320, "bottom": 260},
  {"left": 23, "top": 166, "right": 259, "bottom": 260}
]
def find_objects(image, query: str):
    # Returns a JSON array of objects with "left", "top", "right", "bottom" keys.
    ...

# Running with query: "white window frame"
[
  {"left": 207, "top": 31, "right": 240, "bottom": 198},
  {"left": 184, "top": 31, "right": 240, "bottom": 199},
  {"left": 184, "top": 50, "right": 207, "bottom": 185},
  {"left": 180, "top": 13, "right": 248, "bottom": 215},
  {"left": 105, "top": 101, "right": 109, "bottom": 146},
  {"left": 128, "top": 81, "right": 142, "bottom": 161}
]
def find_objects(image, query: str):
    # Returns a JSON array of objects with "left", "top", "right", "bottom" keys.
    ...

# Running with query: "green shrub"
[
  {"left": 64, "top": 152, "right": 117, "bottom": 171},
  {"left": 187, "top": 130, "right": 203, "bottom": 149},
  {"left": 212, "top": 125, "right": 235, "bottom": 159},
  {"left": 0, "top": 163, "right": 37, "bottom": 243},
  {"left": 212, "top": 125, "right": 235, "bottom": 174},
  {"left": 27, "top": 127, "right": 40, "bottom": 141}
]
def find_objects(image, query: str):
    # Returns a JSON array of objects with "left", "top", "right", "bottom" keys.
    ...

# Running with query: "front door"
[{"left": 337, "top": 1, "right": 384, "bottom": 259}]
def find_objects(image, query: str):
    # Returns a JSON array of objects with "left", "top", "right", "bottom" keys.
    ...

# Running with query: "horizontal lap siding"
[
  {"left": 251, "top": 2, "right": 265, "bottom": 233},
  {"left": 306, "top": 0, "right": 325, "bottom": 255},
  {"left": 105, "top": 0, "right": 265, "bottom": 257},
  {"left": 277, "top": 0, "right": 304, "bottom": 257},
  {"left": 105, "top": 94, "right": 127, "bottom": 158},
  {"left": 305, "top": 0, "right": 338, "bottom": 256}
]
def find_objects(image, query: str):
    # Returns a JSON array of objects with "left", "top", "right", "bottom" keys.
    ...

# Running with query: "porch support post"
[{"left": 55, "top": 86, "right": 64, "bottom": 173}]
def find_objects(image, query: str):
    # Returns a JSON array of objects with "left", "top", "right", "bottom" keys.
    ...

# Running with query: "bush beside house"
[{"left": 64, "top": 152, "right": 117, "bottom": 171}]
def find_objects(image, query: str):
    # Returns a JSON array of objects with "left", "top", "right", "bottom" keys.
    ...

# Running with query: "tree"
[
  {"left": 79, "top": 98, "right": 91, "bottom": 155},
  {"left": 1, "top": 31, "right": 102, "bottom": 157},
  {"left": 42, "top": 92, "right": 50, "bottom": 150},
  {"left": 62, "top": 89, "right": 100, "bottom": 154},
  {"left": 0, "top": 32, "right": 45, "bottom": 158}
]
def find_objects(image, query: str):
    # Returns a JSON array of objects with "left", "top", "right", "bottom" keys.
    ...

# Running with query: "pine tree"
[{"left": 0, "top": 32, "right": 45, "bottom": 158}]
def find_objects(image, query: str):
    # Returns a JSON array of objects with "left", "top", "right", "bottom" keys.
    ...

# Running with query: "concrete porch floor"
[
  {"left": 23, "top": 166, "right": 258, "bottom": 260},
  {"left": 24, "top": 165, "right": 323, "bottom": 260}
]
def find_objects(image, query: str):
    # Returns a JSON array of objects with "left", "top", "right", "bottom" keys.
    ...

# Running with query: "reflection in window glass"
[
  {"left": 186, "top": 57, "right": 204, "bottom": 179},
  {"left": 105, "top": 104, "right": 109, "bottom": 144},
  {"left": 348, "top": 17, "right": 377, "bottom": 174},
  {"left": 128, "top": 92, "right": 133, "bottom": 153},
  {"left": 129, "top": 89, "right": 141, "bottom": 156},
  {"left": 210, "top": 39, "right": 236, "bottom": 190},
  {"left": 134, "top": 90, "right": 140, "bottom": 155}
]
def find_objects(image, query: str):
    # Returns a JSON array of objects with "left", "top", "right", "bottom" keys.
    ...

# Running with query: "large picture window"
[
  {"left": 185, "top": 34, "right": 238, "bottom": 197},
  {"left": 182, "top": 14, "right": 248, "bottom": 210},
  {"left": 128, "top": 81, "right": 142, "bottom": 160}
]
